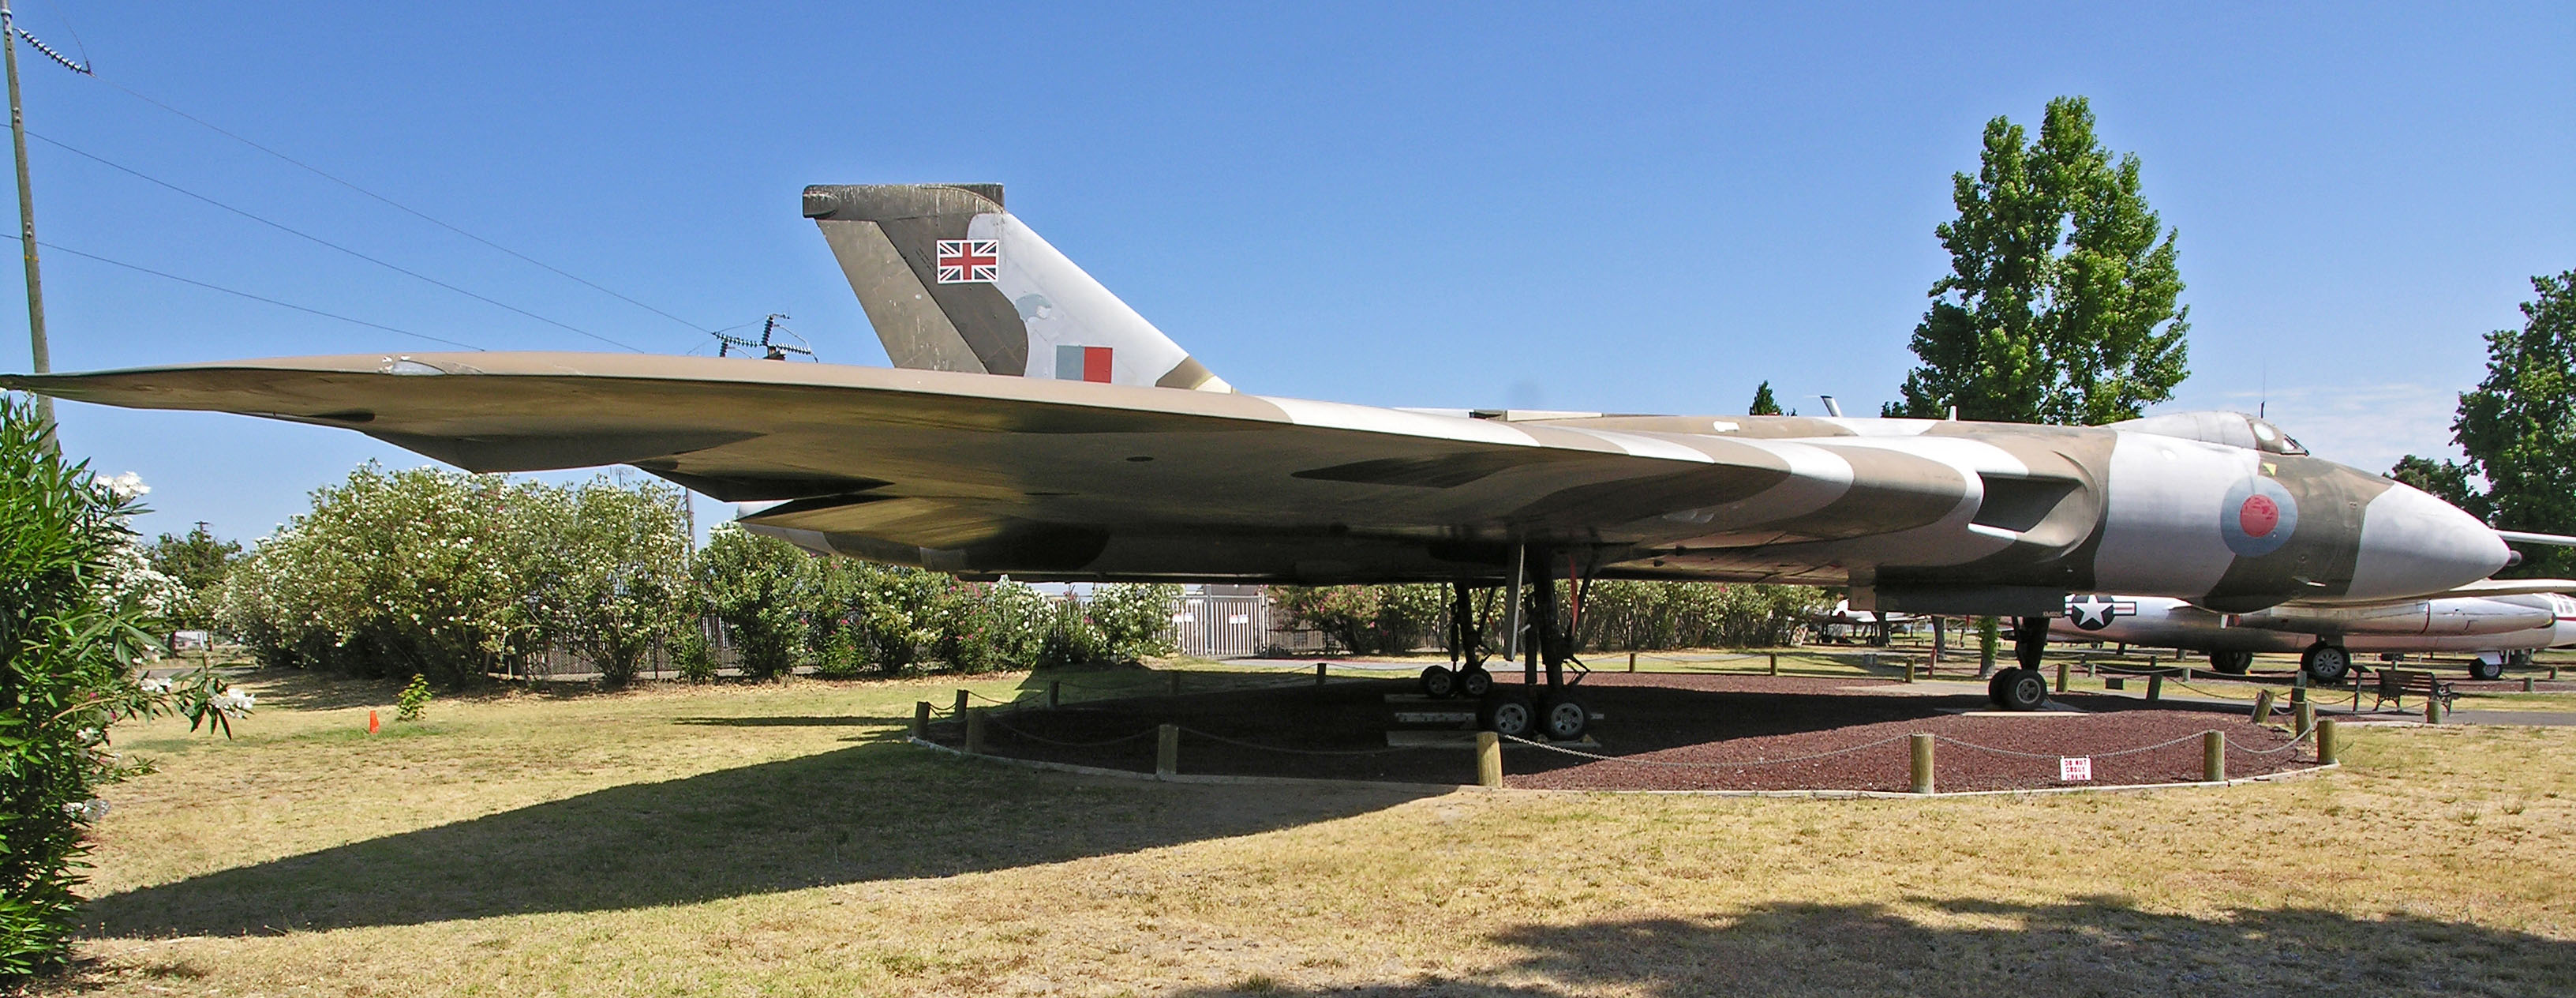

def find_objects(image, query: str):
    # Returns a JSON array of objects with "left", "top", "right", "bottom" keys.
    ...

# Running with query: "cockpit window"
[{"left": 2248, "top": 418, "right": 2308, "bottom": 455}]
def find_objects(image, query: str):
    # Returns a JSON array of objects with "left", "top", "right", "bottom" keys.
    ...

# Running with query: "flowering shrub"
[
  {"left": 1270, "top": 583, "right": 1448, "bottom": 654},
  {"left": 695, "top": 525, "right": 819, "bottom": 680},
  {"left": 0, "top": 396, "right": 243, "bottom": 978},
  {"left": 526, "top": 479, "right": 691, "bottom": 688},
  {"left": 218, "top": 463, "right": 548, "bottom": 685}
]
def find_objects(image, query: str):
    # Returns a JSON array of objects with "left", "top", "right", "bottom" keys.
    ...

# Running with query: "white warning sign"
[{"left": 2059, "top": 756, "right": 2094, "bottom": 782}]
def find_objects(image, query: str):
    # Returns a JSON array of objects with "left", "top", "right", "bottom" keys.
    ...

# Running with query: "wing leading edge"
[{"left": 4, "top": 352, "right": 2029, "bottom": 582}]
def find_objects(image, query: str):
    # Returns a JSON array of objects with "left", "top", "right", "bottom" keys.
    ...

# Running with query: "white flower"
[
  {"left": 75, "top": 727, "right": 100, "bottom": 744},
  {"left": 103, "top": 471, "right": 151, "bottom": 500},
  {"left": 214, "top": 690, "right": 256, "bottom": 717},
  {"left": 138, "top": 677, "right": 171, "bottom": 694},
  {"left": 62, "top": 799, "right": 110, "bottom": 822}
]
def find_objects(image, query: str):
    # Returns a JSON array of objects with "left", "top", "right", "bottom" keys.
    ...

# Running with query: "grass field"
[{"left": 40, "top": 662, "right": 2576, "bottom": 996}]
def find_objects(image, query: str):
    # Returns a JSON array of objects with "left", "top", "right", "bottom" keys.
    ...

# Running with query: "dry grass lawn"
[{"left": 34, "top": 663, "right": 2576, "bottom": 996}]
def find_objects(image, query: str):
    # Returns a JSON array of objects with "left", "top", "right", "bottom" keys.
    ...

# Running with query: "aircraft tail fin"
[{"left": 802, "top": 184, "right": 1230, "bottom": 392}]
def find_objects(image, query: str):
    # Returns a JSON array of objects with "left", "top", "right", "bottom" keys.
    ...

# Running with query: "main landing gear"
[
  {"left": 2208, "top": 650, "right": 2255, "bottom": 675},
  {"left": 1417, "top": 583, "right": 1496, "bottom": 699},
  {"left": 1423, "top": 549, "right": 1591, "bottom": 741},
  {"left": 1986, "top": 615, "right": 2052, "bottom": 711}
]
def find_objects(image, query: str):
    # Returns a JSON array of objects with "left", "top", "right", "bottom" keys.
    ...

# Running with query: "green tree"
[
  {"left": 1, "top": 396, "right": 243, "bottom": 977},
  {"left": 695, "top": 524, "right": 820, "bottom": 680},
  {"left": 1892, "top": 96, "right": 2190, "bottom": 425},
  {"left": 530, "top": 478, "right": 692, "bottom": 688},
  {"left": 143, "top": 524, "right": 240, "bottom": 632},
  {"left": 2447, "top": 270, "right": 2576, "bottom": 576},
  {"left": 1747, "top": 381, "right": 1783, "bottom": 416},
  {"left": 2387, "top": 455, "right": 2491, "bottom": 522},
  {"left": 217, "top": 463, "right": 547, "bottom": 685}
]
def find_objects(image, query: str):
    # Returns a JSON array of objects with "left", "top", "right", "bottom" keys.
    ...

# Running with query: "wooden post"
[
  {"left": 2181, "top": 665, "right": 2192, "bottom": 684},
  {"left": 2203, "top": 730, "right": 2226, "bottom": 782},
  {"left": 954, "top": 689, "right": 970, "bottom": 715},
  {"left": 1156, "top": 722, "right": 1179, "bottom": 777},
  {"left": 2524, "top": 677, "right": 2535, "bottom": 693},
  {"left": 2252, "top": 689, "right": 2278, "bottom": 726},
  {"left": 2424, "top": 692, "right": 2441, "bottom": 725},
  {"left": 1769, "top": 653, "right": 1779, "bottom": 676},
  {"left": 1627, "top": 651, "right": 1636, "bottom": 673},
  {"left": 912, "top": 700, "right": 930, "bottom": 739},
  {"left": 1476, "top": 730, "right": 1503, "bottom": 788},
  {"left": 2317, "top": 718, "right": 2340, "bottom": 765},
  {"left": 1862, "top": 651, "right": 1877, "bottom": 672},
  {"left": 1910, "top": 733, "right": 1935, "bottom": 794},
  {"left": 1048, "top": 680, "right": 1062, "bottom": 708},
  {"left": 964, "top": 708, "right": 987, "bottom": 755},
  {"left": 1930, "top": 617, "right": 1945, "bottom": 670},
  {"left": 2055, "top": 658, "right": 2069, "bottom": 693},
  {"left": 1904, "top": 658, "right": 1917, "bottom": 684},
  {"left": 2146, "top": 673, "right": 2163, "bottom": 702},
  {"left": 2294, "top": 701, "right": 2316, "bottom": 740},
  {"left": 1314, "top": 662, "right": 1327, "bottom": 687}
]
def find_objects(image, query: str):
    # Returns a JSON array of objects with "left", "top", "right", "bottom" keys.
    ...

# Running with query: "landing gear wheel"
[
  {"left": 2301, "top": 643, "right": 2352, "bottom": 685},
  {"left": 1986, "top": 668, "right": 2018, "bottom": 707},
  {"left": 1418, "top": 665, "right": 1457, "bottom": 698},
  {"left": 2509, "top": 649, "right": 2536, "bottom": 669},
  {"left": 1457, "top": 666, "right": 1494, "bottom": 698},
  {"left": 2469, "top": 657, "right": 2505, "bottom": 681},
  {"left": 2210, "top": 650, "right": 2253, "bottom": 675},
  {"left": 1997, "top": 668, "right": 2049, "bottom": 711},
  {"left": 1479, "top": 694, "right": 1535, "bottom": 738},
  {"left": 1537, "top": 696, "right": 1590, "bottom": 741}
]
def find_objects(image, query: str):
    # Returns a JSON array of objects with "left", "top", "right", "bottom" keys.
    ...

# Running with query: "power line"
[
  {"left": 82, "top": 74, "right": 713, "bottom": 337},
  {"left": 6, "top": 230, "right": 484, "bottom": 351},
  {"left": 28, "top": 129, "right": 642, "bottom": 352}
]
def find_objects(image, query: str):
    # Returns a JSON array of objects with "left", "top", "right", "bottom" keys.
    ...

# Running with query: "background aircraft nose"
[{"left": 2346, "top": 483, "right": 2510, "bottom": 600}]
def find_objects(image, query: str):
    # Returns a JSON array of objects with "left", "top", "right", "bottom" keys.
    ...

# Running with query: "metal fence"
[{"left": 1167, "top": 592, "right": 1269, "bottom": 658}]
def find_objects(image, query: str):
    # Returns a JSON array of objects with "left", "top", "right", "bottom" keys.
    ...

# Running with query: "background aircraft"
[
  {"left": 4, "top": 183, "right": 2542, "bottom": 730},
  {"left": 2061, "top": 591, "right": 2576, "bottom": 682}
]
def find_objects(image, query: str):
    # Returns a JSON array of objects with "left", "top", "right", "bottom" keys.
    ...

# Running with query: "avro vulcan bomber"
[{"left": 8, "top": 184, "right": 2559, "bottom": 735}]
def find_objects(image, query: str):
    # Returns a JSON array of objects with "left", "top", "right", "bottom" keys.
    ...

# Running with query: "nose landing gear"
[{"left": 1986, "top": 615, "right": 2054, "bottom": 711}]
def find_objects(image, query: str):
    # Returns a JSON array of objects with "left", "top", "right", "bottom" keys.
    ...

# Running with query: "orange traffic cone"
[{"left": 367, "top": 709, "right": 380, "bottom": 734}]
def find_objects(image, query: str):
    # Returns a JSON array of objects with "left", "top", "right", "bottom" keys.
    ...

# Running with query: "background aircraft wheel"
[
  {"left": 1537, "top": 696, "right": 1589, "bottom": 741},
  {"left": 1998, "top": 669, "right": 2049, "bottom": 711},
  {"left": 1986, "top": 668, "right": 2017, "bottom": 707},
  {"left": 2509, "top": 649, "right": 2536, "bottom": 668},
  {"left": 2301, "top": 644, "right": 2352, "bottom": 685},
  {"left": 1458, "top": 666, "right": 1494, "bottom": 698},
  {"left": 1418, "top": 665, "right": 1457, "bottom": 699},
  {"left": 1479, "top": 694, "right": 1535, "bottom": 738},
  {"left": 2209, "top": 650, "right": 2253, "bottom": 675},
  {"left": 2469, "top": 658, "right": 2505, "bottom": 681}
]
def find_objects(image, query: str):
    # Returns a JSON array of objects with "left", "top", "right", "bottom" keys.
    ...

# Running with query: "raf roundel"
[{"left": 2218, "top": 476, "right": 2300, "bottom": 558}]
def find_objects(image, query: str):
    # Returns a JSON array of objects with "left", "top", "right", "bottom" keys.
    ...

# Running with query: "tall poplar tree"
[{"left": 1891, "top": 96, "right": 2190, "bottom": 424}]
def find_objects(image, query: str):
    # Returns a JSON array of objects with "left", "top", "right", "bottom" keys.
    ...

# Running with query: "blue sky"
[{"left": 5, "top": 2, "right": 2570, "bottom": 543}]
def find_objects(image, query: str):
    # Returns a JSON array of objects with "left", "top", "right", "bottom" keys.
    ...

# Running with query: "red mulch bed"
[{"left": 923, "top": 671, "right": 2316, "bottom": 794}]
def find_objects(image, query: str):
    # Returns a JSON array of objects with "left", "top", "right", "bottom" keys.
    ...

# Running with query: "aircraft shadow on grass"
[
  {"left": 1169, "top": 896, "right": 2576, "bottom": 996},
  {"left": 84, "top": 743, "right": 1432, "bottom": 937}
]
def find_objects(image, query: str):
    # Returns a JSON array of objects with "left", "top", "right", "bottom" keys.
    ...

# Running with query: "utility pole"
[{"left": 0, "top": 0, "right": 51, "bottom": 437}]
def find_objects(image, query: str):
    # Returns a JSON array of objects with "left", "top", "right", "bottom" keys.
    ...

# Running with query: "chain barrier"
[
  {"left": 1501, "top": 733, "right": 1915, "bottom": 768},
  {"left": 981, "top": 715, "right": 1161, "bottom": 748},
  {"left": 1177, "top": 727, "right": 1414, "bottom": 756}
]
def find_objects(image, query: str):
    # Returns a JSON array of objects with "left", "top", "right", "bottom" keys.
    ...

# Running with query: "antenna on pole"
[{"left": 710, "top": 313, "right": 813, "bottom": 361}]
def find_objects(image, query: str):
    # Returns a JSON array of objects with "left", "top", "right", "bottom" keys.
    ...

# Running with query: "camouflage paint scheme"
[{"left": 0, "top": 185, "right": 2510, "bottom": 619}]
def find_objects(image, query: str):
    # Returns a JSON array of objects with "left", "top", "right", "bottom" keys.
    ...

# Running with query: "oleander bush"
[{"left": 0, "top": 395, "right": 244, "bottom": 979}]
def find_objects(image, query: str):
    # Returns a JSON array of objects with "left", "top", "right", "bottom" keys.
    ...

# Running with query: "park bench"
[{"left": 2364, "top": 666, "right": 2456, "bottom": 714}]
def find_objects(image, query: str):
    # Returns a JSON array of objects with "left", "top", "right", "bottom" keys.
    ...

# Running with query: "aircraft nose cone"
[{"left": 2346, "top": 483, "right": 2510, "bottom": 600}]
